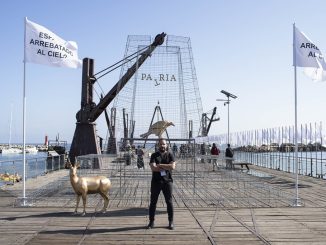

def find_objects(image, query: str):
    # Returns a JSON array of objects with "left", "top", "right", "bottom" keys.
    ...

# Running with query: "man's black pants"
[{"left": 149, "top": 180, "right": 173, "bottom": 222}]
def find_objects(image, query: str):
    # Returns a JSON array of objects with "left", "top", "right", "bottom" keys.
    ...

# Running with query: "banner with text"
[
  {"left": 25, "top": 18, "right": 81, "bottom": 68},
  {"left": 293, "top": 26, "right": 326, "bottom": 69}
]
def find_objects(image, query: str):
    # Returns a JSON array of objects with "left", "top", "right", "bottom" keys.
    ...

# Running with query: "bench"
[
  {"left": 199, "top": 156, "right": 253, "bottom": 171},
  {"left": 223, "top": 158, "right": 252, "bottom": 170},
  {"left": 232, "top": 161, "right": 252, "bottom": 170}
]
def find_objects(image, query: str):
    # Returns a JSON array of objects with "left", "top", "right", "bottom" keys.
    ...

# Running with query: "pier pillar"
[
  {"left": 69, "top": 58, "right": 101, "bottom": 167},
  {"left": 69, "top": 122, "right": 101, "bottom": 167},
  {"left": 106, "top": 137, "right": 117, "bottom": 154}
]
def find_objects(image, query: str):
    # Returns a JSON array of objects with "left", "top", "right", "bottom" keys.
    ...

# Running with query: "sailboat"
[{"left": 1, "top": 105, "right": 22, "bottom": 154}]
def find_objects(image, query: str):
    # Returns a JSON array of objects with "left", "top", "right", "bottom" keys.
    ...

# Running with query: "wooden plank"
[{"left": 2, "top": 162, "right": 326, "bottom": 244}]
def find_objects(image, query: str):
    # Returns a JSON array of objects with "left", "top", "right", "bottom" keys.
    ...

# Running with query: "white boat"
[
  {"left": 25, "top": 146, "right": 38, "bottom": 153},
  {"left": 1, "top": 147, "right": 22, "bottom": 154},
  {"left": 0, "top": 146, "right": 38, "bottom": 154}
]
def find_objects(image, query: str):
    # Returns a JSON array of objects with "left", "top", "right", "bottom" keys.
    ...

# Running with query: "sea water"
[{"left": 0, "top": 150, "right": 63, "bottom": 186}]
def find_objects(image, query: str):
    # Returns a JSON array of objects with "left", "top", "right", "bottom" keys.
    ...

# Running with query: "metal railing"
[
  {"left": 234, "top": 150, "right": 326, "bottom": 179},
  {"left": 0, "top": 154, "right": 66, "bottom": 185}
]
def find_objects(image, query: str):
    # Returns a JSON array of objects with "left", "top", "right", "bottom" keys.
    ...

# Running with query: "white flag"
[
  {"left": 303, "top": 66, "right": 326, "bottom": 82},
  {"left": 293, "top": 26, "right": 326, "bottom": 69},
  {"left": 25, "top": 18, "right": 82, "bottom": 68}
]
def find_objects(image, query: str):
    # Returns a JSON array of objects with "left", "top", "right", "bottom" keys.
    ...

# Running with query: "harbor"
[{"left": 2, "top": 1, "right": 326, "bottom": 244}]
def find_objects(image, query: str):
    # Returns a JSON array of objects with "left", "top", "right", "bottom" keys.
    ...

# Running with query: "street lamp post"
[{"left": 217, "top": 90, "right": 237, "bottom": 145}]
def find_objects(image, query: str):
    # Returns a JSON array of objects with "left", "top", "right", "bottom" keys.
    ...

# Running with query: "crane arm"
[
  {"left": 206, "top": 107, "right": 219, "bottom": 135},
  {"left": 89, "top": 32, "right": 166, "bottom": 122}
]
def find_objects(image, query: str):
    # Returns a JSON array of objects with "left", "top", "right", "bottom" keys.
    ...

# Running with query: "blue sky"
[{"left": 1, "top": 0, "right": 326, "bottom": 144}]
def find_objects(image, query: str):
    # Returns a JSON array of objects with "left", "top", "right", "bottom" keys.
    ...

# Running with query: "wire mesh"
[
  {"left": 109, "top": 35, "right": 203, "bottom": 142},
  {"left": 13, "top": 139, "right": 293, "bottom": 209}
]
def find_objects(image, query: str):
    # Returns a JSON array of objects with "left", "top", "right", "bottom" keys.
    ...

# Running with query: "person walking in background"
[
  {"left": 172, "top": 143, "right": 178, "bottom": 157},
  {"left": 225, "top": 144, "right": 234, "bottom": 169},
  {"left": 210, "top": 143, "right": 220, "bottom": 171},
  {"left": 136, "top": 145, "right": 145, "bottom": 169},
  {"left": 147, "top": 139, "right": 176, "bottom": 230}
]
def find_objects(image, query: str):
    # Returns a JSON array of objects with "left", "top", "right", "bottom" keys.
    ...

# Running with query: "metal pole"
[
  {"left": 23, "top": 17, "right": 27, "bottom": 205},
  {"left": 119, "top": 159, "right": 122, "bottom": 198},
  {"left": 193, "top": 140, "right": 196, "bottom": 195},
  {"left": 293, "top": 23, "right": 300, "bottom": 206},
  {"left": 227, "top": 97, "right": 230, "bottom": 144},
  {"left": 217, "top": 91, "right": 237, "bottom": 145}
]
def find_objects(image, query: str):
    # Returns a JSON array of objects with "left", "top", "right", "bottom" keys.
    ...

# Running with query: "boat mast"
[{"left": 8, "top": 104, "right": 13, "bottom": 147}]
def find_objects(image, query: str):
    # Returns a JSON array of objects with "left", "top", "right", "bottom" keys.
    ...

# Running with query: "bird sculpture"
[{"left": 140, "top": 120, "right": 175, "bottom": 138}]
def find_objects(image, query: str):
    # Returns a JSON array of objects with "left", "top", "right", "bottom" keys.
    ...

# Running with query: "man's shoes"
[
  {"left": 168, "top": 221, "right": 174, "bottom": 230},
  {"left": 147, "top": 221, "right": 154, "bottom": 229}
]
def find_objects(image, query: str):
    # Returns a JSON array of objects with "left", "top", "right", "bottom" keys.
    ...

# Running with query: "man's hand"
[{"left": 149, "top": 162, "right": 163, "bottom": 172}]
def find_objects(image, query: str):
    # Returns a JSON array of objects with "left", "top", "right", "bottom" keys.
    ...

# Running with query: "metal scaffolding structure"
[{"left": 110, "top": 35, "right": 203, "bottom": 142}]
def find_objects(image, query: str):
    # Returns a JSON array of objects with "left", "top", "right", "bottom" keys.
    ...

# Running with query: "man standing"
[
  {"left": 225, "top": 144, "right": 234, "bottom": 169},
  {"left": 147, "top": 138, "right": 176, "bottom": 230}
]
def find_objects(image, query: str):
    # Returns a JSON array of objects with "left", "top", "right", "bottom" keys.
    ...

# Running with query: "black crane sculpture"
[{"left": 69, "top": 33, "right": 166, "bottom": 164}]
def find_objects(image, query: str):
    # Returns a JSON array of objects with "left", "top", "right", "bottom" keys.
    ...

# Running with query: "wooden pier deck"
[{"left": 1, "top": 161, "right": 326, "bottom": 244}]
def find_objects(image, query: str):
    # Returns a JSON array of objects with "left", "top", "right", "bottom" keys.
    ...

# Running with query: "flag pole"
[
  {"left": 293, "top": 23, "right": 301, "bottom": 206},
  {"left": 23, "top": 17, "right": 27, "bottom": 205}
]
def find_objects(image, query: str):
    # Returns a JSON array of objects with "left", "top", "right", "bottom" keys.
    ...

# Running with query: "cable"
[
  {"left": 91, "top": 45, "right": 150, "bottom": 102},
  {"left": 93, "top": 45, "right": 149, "bottom": 78},
  {"left": 95, "top": 57, "right": 138, "bottom": 81}
]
